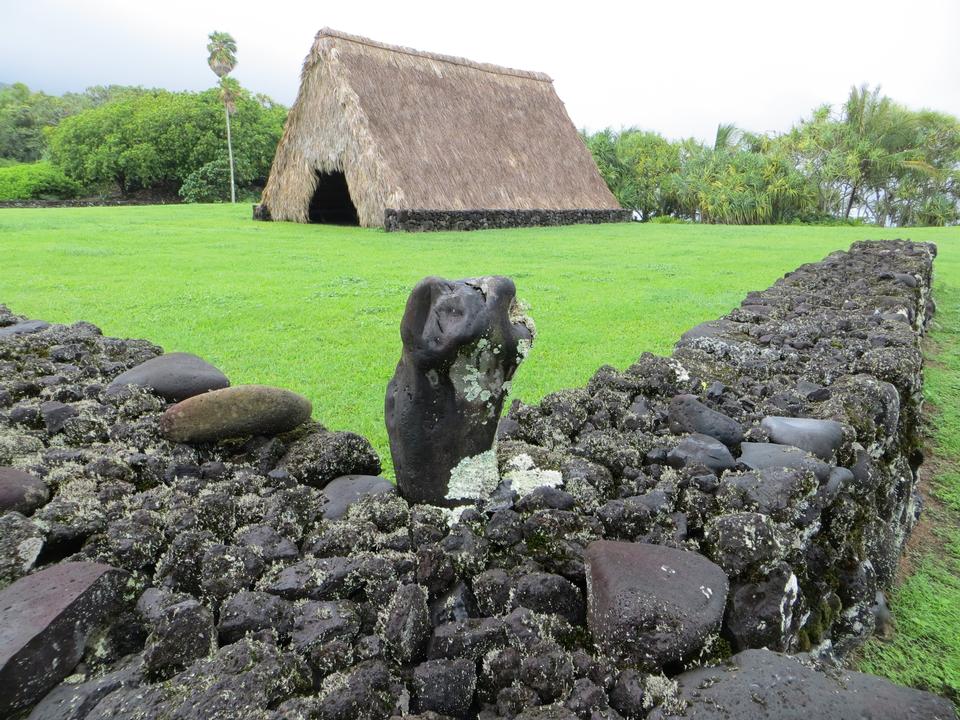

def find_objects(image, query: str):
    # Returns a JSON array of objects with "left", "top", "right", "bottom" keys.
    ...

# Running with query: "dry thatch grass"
[{"left": 259, "top": 28, "right": 620, "bottom": 227}]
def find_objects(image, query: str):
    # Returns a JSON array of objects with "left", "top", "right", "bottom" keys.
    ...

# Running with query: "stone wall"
[
  {"left": 0, "top": 239, "right": 951, "bottom": 720},
  {"left": 383, "top": 208, "right": 633, "bottom": 232}
]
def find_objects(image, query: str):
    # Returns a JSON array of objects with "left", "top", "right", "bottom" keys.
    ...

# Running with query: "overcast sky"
[{"left": 5, "top": 0, "right": 959, "bottom": 143}]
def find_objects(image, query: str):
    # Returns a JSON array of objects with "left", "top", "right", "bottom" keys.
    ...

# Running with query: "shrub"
[
  {"left": 179, "top": 159, "right": 232, "bottom": 203},
  {"left": 0, "top": 161, "right": 81, "bottom": 200}
]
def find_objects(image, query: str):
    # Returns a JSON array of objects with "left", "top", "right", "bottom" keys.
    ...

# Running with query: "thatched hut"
[{"left": 255, "top": 29, "right": 628, "bottom": 231}]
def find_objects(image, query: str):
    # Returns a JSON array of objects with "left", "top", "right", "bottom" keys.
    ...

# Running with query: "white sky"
[{"left": 4, "top": 0, "right": 959, "bottom": 143}]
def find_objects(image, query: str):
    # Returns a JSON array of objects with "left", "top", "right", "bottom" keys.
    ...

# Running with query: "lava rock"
[
  {"left": 160, "top": 384, "right": 312, "bottom": 443},
  {"left": 0, "top": 562, "right": 126, "bottom": 715},
  {"left": 428, "top": 617, "right": 509, "bottom": 660},
  {"left": 86, "top": 638, "right": 310, "bottom": 720},
  {"left": 40, "top": 400, "right": 78, "bottom": 434},
  {"left": 723, "top": 563, "right": 799, "bottom": 651},
  {"left": 291, "top": 600, "right": 361, "bottom": 660},
  {"left": 141, "top": 592, "right": 216, "bottom": 679},
  {"left": 106, "top": 352, "right": 230, "bottom": 401},
  {"left": 385, "top": 275, "right": 534, "bottom": 505},
  {"left": 705, "top": 512, "right": 787, "bottom": 578},
  {"left": 514, "top": 572, "right": 586, "bottom": 625},
  {"left": 668, "top": 394, "right": 744, "bottom": 447},
  {"left": 378, "top": 583, "right": 431, "bottom": 663},
  {"left": 0, "top": 512, "right": 44, "bottom": 585},
  {"left": 760, "top": 416, "right": 844, "bottom": 461},
  {"left": 412, "top": 658, "right": 477, "bottom": 717},
  {"left": 263, "top": 556, "right": 361, "bottom": 600},
  {"left": 0, "top": 466, "right": 49, "bottom": 515},
  {"left": 218, "top": 590, "right": 295, "bottom": 644},
  {"left": 26, "top": 654, "right": 143, "bottom": 720},
  {"left": 584, "top": 540, "right": 728, "bottom": 668},
  {"left": 666, "top": 433, "right": 737, "bottom": 473},
  {"left": 282, "top": 430, "right": 382, "bottom": 489},
  {"left": 316, "top": 660, "right": 401, "bottom": 720},
  {"left": 322, "top": 474, "right": 396, "bottom": 519},
  {"left": 609, "top": 669, "right": 646, "bottom": 719},
  {"left": 233, "top": 524, "right": 300, "bottom": 563},
  {"left": 653, "top": 649, "right": 955, "bottom": 719}
]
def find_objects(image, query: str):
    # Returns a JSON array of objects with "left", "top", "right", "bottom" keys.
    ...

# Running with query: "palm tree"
[{"left": 207, "top": 31, "right": 238, "bottom": 203}]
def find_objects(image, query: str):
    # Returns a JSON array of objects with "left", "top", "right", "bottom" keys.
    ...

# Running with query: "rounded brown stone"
[{"left": 159, "top": 385, "right": 312, "bottom": 444}]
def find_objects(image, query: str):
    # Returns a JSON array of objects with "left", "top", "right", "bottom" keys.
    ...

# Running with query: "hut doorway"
[{"left": 308, "top": 171, "right": 359, "bottom": 225}]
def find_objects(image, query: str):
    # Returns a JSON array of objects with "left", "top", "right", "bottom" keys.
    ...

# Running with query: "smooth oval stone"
[
  {"left": 159, "top": 385, "right": 312, "bottom": 444},
  {"left": 107, "top": 352, "right": 230, "bottom": 402},
  {"left": 760, "top": 416, "right": 844, "bottom": 461},
  {"left": 0, "top": 467, "right": 49, "bottom": 515},
  {"left": 321, "top": 475, "right": 396, "bottom": 520}
]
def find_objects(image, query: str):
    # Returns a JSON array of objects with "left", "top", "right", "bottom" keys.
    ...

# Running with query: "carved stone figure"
[{"left": 386, "top": 276, "right": 534, "bottom": 506}]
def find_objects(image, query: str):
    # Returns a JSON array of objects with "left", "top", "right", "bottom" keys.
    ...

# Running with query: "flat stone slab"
[
  {"left": 585, "top": 540, "right": 728, "bottom": 668},
  {"left": 321, "top": 475, "right": 396, "bottom": 520},
  {"left": 0, "top": 320, "right": 50, "bottom": 337},
  {"left": 107, "top": 352, "right": 229, "bottom": 402},
  {"left": 738, "top": 442, "right": 832, "bottom": 482},
  {"left": 760, "top": 416, "right": 844, "bottom": 460},
  {"left": 667, "top": 433, "right": 737, "bottom": 473},
  {"left": 0, "top": 562, "right": 125, "bottom": 715},
  {"left": 160, "top": 384, "right": 312, "bottom": 444},
  {"left": 653, "top": 649, "right": 955, "bottom": 719},
  {"left": 0, "top": 466, "right": 49, "bottom": 515}
]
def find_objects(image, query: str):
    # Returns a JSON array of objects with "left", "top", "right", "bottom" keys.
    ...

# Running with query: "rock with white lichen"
[
  {"left": 385, "top": 276, "right": 534, "bottom": 506},
  {"left": 585, "top": 540, "right": 728, "bottom": 669}
]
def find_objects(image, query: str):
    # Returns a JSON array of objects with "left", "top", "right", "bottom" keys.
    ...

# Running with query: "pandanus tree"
[{"left": 207, "top": 31, "right": 238, "bottom": 203}]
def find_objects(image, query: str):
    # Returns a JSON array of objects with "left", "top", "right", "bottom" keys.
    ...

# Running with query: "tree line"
[
  {"left": 0, "top": 80, "right": 286, "bottom": 203},
  {"left": 584, "top": 85, "right": 960, "bottom": 226}
]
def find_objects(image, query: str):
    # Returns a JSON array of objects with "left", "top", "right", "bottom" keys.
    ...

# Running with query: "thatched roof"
[{"left": 259, "top": 28, "right": 620, "bottom": 227}]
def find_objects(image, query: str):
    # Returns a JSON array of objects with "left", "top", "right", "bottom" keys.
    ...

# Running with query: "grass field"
[{"left": 1, "top": 203, "right": 959, "bottom": 699}]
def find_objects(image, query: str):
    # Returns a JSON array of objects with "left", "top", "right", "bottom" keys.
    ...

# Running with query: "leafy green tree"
[
  {"left": 207, "top": 31, "right": 238, "bottom": 203},
  {"left": 47, "top": 86, "right": 285, "bottom": 197}
]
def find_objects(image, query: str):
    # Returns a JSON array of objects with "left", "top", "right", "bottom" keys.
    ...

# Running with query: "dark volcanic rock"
[
  {"left": 412, "top": 658, "right": 477, "bottom": 717},
  {"left": 160, "top": 384, "right": 312, "bottom": 443},
  {"left": 218, "top": 590, "right": 295, "bottom": 645},
  {"left": 263, "top": 556, "right": 361, "bottom": 600},
  {"left": 668, "top": 394, "right": 744, "bottom": 447},
  {"left": 666, "top": 433, "right": 737, "bottom": 473},
  {"left": 760, "top": 416, "right": 844, "bottom": 461},
  {"left": 321, "top": 474, "right": 396, "bottom": 519},
  {"left": 378, "top": 583, "right": 431, "bottom": 663},
  {"left": 723, "top": 563, "right": 799, "bottom": 651},
  {"left": 86, "top": 638, "right": 310, "bottom": 720},
  {"left": 385, "top": 275, "right": 534, "bottom": 505},
  {"left": 316, "top": 660, "right": 401, "bottom": 720},
  {"left": 514, "top": 572, "right": 586, "bottom": 625},
  {"left": 106, "top": 351, "right": 230, "bottom": 401},
  {"left": 0, "top": 466, "right": 49, "bottom": 514},
  {"left": 428, "top": 617, "right": 509, "bottom": 660},
  {"left": 653, "top": 649, "right": 955, "bottom": 719},
  {"left": 26, "top": 655, "right": 142, "bottom": 720},
  {"left": 282, "top": 430, "right": 382, "bottom": 489},
  {"left": 139, "top": 591, "right": 216, "bottom": 679},
  {"left": 584, "top": 540, "right": 728, "bottom": 668},
  {"left": 0, "top": 562, "right": 125, "bottom": 715}
]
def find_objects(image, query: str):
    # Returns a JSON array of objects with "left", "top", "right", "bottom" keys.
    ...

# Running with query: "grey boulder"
[
  {"left": 760, "top": 416, "right": 844, "bottom": 460},
  {"left": 585, "top": 540, "right": 728, "bottom": 668},
  {"left": 107, "top": 352, "right": 229, "bottom": 401},
  {"left": 667, "top": 433, "right": 737, "bottom": 473},
  {"left": 738, "top": 442, "right": 832, "bottom": 482},
  {"left": 651, "top": 649, "right": 954, "bottom": 719}
]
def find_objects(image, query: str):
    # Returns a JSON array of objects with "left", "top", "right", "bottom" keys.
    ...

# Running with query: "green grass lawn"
[{"left": 1, "top": 203, "right": 959, "bottom": 700}]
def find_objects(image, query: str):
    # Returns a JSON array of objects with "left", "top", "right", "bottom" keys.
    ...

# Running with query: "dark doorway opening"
[{"left": 308, "top": 171, "right": 359, "bottom": 225}]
